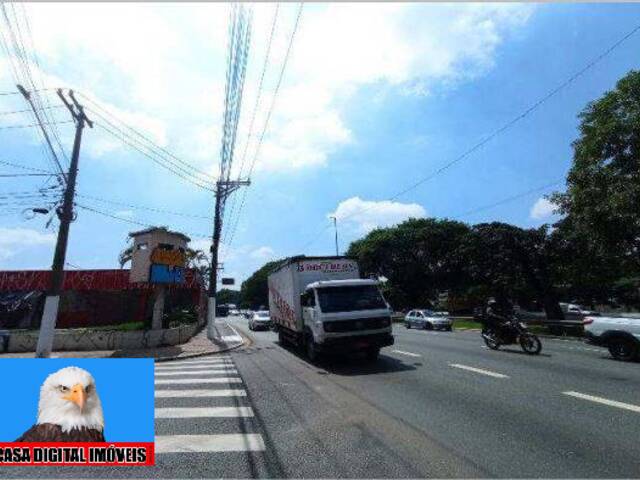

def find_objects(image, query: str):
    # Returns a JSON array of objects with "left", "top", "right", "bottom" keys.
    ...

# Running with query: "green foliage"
[
  {"left": 217, "top": 288, "right": 241, "bottom": 306},
  {"left": 552, "top": 70, "right": 640, "bottom": 268},
  {"left": 239, "top": 258, "right": 286, "bottom": 309}
]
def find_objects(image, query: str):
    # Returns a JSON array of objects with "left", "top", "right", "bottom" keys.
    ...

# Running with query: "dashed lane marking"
[
  {"left": 155, "top": 434, "right": 265, "bottom": 453},
  {"left": 156, "top": 406, "right": 254, "bottom": 418},
  {"left": 449, "top": 363, "right": 509, "bottom": 379},
  {"left": 391, "top": 349, "right": 422, "bottom": 358},
  {"left": 563, "top": 391, "right": 640, "bottom": 413}
]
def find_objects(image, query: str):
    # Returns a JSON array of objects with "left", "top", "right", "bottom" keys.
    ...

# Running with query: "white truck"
[
  {"left": 583, "top": 314, "right": 640, "bottom": 361},
  {"left": 268, "top": 256, "right": 394, "bottom": 361}
]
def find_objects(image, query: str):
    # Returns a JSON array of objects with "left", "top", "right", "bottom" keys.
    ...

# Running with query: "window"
[
  {"left": 136, "top": 243, "right": 148, "bottom": 250},
  {"left": 158, "top": 243, "right": 174, "bottom": 251},
  {"left": 316, "top": 285, "right": 387, "bottom": 313},
  {"left": 302, "top": 290, "right": 315, "bottom": 307}
]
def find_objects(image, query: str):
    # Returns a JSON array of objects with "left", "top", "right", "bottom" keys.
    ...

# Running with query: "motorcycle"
[{"left": 481, "top": 315, "right": 542, "bottom": 355}]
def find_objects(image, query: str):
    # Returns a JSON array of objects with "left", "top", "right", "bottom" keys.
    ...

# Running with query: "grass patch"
[
  {"left": 453, "top": 319, "right": 482, "bottom": 330},
  {"left": 86, "top": 321, "right": 145, "bottom": 332}
]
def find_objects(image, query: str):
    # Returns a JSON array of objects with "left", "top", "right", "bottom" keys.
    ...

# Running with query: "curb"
[
  {"left": 154, "top": 339, "right": 246, "bottom": 362},
  {"left": 154, "top": 320, "right": 249, "bottom": 362}
]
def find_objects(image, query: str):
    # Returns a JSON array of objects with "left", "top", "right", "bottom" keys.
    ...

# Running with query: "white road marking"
[
  {"left": 155, "top": 434, "right": 265, "bottom": 453},
  {"left": 156, "top": 406, "right": 254, "bottom": 418},
  {"left": 449, "top": 363, "right": 509, "bottom": 379},
  {"left": 161, "top": 358, "right": 233, "bottom": 366},
  {"left": 155, "top": 389, "right": 247, "bottom": 398},
  {"left": 155, "top": 369, "right": 239, "bottom": 376},
  {"left": 392, "top": 349, "right": 422, "bottom": 358},
  {"left": 563, "top": 391, "right": 640, "bottom": 413},
  {"left": 155, "top": 364, "right": 235, "bottom": 371},
  {"left": 222, "top": 335, "right": 243, "bottom": 342},
  {"left": 155, "top": 377, "right": 243, "bottom": 385}
]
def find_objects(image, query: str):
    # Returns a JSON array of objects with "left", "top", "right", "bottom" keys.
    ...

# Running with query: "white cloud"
[
  {"left": 530, "top": 197, "right": 556, "bottom": 220},
  {"left": 250, "top": 246, "right": 275, "bottom": 260},
  {"left": 0, "top": 227, "right": 55, "bottom": 260},
  {"left": 1, "top": 3, "right": 534, "bottom": 175},
  {"left": 329, "top": 196, "right": 426, "bottom": 234}
]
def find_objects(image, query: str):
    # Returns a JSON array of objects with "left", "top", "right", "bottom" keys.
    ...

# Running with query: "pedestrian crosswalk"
[{"left": 154, "top": 355, "right": 266, "bottom": 454}]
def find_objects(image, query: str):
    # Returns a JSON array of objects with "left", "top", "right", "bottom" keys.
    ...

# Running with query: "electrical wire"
[
  {"left": 294, "top": 20, "right": 640, "bottom": 253},
  {"left": 76, "top": 193, "right": 211, "bottom": 220},
  {"left": 223, "top": 3, "right": 303, "bottom": 253},
  {"left": 0, "top": 119, "right": 73, "bottom": 130},
  {"left": 0, "top": 159, "right": 53, "bottom": 173}
]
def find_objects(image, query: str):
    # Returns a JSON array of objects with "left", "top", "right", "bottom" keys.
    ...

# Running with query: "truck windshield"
[{"left": 316, "top": 285, "right": 387, "bottom": 313}]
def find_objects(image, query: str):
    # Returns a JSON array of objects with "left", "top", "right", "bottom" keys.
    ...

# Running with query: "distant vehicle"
[
  {"left": 242, "top": 310, "right": 253, "bottom": 319},
  {"left": 268, "top": 256, "right": 394, "bottom": 362},
  {"left": 229, "top": 309, "right": 240, "bottom": 316},
  {"left": 560, "top": 303, "right": 599, "bottom": 320},
  {"left": 249, "top": 310, "right": 271, "bottom": 331},
  {"left": 216, "top": 304, "right": 229, "bottom": 317},
  {"left": 481, "top": 315, "right": 542, "bottom": 355},
  {"left": 583, "top": 314, "right": 640, "bottom": 361},
  {"left": 405, "top": 310, "right": 453, "bottom": 331}
]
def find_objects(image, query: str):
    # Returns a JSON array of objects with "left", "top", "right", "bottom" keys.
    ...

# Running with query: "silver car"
[
  {"left": 405, "top": 309, "right": 453, "bottom": 331},
  {"left": 249, "top": 310, "right": 272, "bottom": 331}
]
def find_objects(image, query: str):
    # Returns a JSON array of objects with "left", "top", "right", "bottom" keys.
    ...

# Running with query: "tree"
[
  {"left": 552, "top": 70, "right": 640, "bottom": 269},
  {"left": 347, "top": 218, "right": 471, "bottom": 310},
  {"left": 217, "top": 288, "right": 241, "bottom": 306},
  {"left": 239, "top": 259, "right": 286, "bottom": 309}
]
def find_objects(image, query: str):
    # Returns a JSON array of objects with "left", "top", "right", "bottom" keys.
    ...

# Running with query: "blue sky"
[
  {"left": 0, "top": 359, "right": 154, "bottom": 442},
  {"left": 0, "top": 3, "right": 639, "bottom": 286}
]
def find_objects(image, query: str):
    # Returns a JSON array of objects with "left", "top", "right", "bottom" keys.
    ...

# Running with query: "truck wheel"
[
  {"left": 365, "top": 348, "right": 380, "bottom": 362},
  {"left": 306, "top": 334, "right": 319, "bottom": 362},
  {"left": 608, "top": 338, "right": 638, "bottom": 361}
]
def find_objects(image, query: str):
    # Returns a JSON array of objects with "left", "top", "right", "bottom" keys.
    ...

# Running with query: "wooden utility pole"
[
  {"left": 35, "top": 89, "right": 92, "bottom": 358},
  {"left": 207, "top": 179, "right": 249, "bottom": 340}
]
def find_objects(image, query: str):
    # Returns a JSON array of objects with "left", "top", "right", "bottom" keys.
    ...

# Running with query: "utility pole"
[
  {"left": 330, "top": 215, "right": 339, "bottom": 256},
  {"left": 207, "top": 179, "right": 250, "bottom": 340},
  {"left": 35, "top": 89, "right": 92, "bottom": 358}
]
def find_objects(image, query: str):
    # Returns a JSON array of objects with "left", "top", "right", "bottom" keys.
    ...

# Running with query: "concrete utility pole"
[
  {"left": 35, "top": 89, "right": 92, "bottom": 358},
  {"left": 207, "top": 179, "right": 250, "bottom": 340},
  {"left": 330, "top": 215, "right": 339, "bottom": 256}
]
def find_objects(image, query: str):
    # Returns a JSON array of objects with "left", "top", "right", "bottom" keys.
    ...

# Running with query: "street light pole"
[{"left": 330, "top": 215, "right": 339, "bottom": 256}]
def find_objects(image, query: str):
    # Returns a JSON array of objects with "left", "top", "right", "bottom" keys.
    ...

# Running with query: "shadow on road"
[
  {"left": 275, "top": 339, "right": 417, "bottom": 376},
  {"left": 488, "top": 347, "right": 552, "bottom": 358}
]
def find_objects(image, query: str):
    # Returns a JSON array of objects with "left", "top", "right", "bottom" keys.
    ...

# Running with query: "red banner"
[{"left": 0, "top": 442, "right": 154, "bottom": 466}]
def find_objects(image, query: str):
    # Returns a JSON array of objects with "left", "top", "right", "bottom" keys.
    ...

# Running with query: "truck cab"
[{"left": 300, "top": 279, "right": 393, "bottom": 360}]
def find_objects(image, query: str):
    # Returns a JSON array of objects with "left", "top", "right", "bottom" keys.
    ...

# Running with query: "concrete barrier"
[{"left": 2, "top": 323, "right": 201, "bottom": 353}]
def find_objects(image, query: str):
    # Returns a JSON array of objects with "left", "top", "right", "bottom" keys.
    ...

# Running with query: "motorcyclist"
[{"left": 484, "top": 298, "right": 514, "bottom": 337}]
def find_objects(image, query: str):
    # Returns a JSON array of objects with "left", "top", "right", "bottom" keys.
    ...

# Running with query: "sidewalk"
[{"left": 0, "top": 322, "right": 247, "bottom": 361}]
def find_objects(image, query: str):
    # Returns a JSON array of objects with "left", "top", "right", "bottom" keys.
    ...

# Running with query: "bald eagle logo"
[{"left": 15, "top": 366, "right": 105, "bottom": 442}]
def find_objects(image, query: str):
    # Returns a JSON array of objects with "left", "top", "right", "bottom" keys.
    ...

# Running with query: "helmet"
[{"left": 487, "top": 298, "right": 497, "bottom": 307}]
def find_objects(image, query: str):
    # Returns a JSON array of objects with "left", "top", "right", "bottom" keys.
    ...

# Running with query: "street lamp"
[{"left": 329, "top": 215, "right": 339, "bottom": 256}]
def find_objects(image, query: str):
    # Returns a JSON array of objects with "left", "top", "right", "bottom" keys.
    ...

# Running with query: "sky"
[{"left": 1, "top": 2, "right": 639, "bottom": 287}]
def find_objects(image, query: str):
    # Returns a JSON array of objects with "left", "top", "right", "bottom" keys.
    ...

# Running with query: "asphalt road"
[{"left": 2, "top": 316, "right": 639, "bottom": 478}]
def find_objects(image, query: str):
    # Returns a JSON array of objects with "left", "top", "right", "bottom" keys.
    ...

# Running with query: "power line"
[
  {"left": 76, "top": 203, "right": 211, "bottom": 240},
  {"left": 0, "top": 119, "right": 73, "bottom": 130},
  {"left": 222, "top": 3, "right": 280, "bottom": 244},
  {"left": 78, "top": 92, "right": 214, "bottom": 180},
  {"left": 0, "top": 159, "right": 53, "bottom": 173},
  {"left": 0, "top": 172, "right": 56, "bottom": 177},
  {"left": 92, "top": 119, "right": 216, "bottom": 192},
  {"left": 294, "top": 20, "right": 640, "bottom": 253},
  {"left": 0, "top": 105, "right": 64, "bottom": 116},
  {"left": 76, "top": 193, "right": 211, "bottom": 220},
  {"left": 223, "top": 3, "right": 303, "bottom": 251},
  {"left": 451, "top": 180, "right": 564, "bottom": 219}
]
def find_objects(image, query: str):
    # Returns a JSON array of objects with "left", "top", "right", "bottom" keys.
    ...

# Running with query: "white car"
[
  {"left": 405, "top": 310, "right": 453, "bottom": 331},
  {"left": 584, "top": 314, "right": 640, "bottom": 361},
  {"left": 249, "top": 310, "right": 272, "bottom": 331}
]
